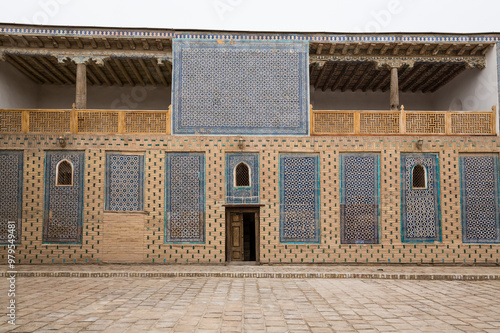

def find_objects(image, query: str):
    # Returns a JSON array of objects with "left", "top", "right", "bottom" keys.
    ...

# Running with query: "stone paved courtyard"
[{"left": 2, "top": 275, "right": 500, "bottom": 332}]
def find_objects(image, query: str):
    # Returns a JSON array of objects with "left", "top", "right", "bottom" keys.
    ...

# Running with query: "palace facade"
[{"left": 0, "top": 24, "right": 499, "bottom": 264}]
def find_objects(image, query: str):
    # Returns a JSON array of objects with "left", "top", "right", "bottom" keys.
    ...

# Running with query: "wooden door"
[{"left": 230, "top": 212, "right": 244, "bottom": 261}]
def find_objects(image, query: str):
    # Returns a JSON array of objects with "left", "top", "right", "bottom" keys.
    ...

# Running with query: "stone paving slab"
[
  {"left": 1, "top": 264, "right": 499, "bottom": 280},
  {"left": 2, "top": 277, "right": 500, "bottom": 332}
]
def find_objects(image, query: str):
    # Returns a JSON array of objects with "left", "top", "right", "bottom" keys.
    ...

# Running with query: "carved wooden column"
[
  {"left": 75, "top": 62, "right": 87, "bottom": 109},
  {"left": 390, "top": 66, "right": 399, "bottom": 111}
]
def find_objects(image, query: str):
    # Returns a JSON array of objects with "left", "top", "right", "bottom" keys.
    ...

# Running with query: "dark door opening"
[{"left": 226, "top": 208, "right": 259, "bottom": 262}]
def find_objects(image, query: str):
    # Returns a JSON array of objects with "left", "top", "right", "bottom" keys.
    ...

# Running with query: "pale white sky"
[{"left": 0, "top": 0, "right": 499, "bottom": 34}]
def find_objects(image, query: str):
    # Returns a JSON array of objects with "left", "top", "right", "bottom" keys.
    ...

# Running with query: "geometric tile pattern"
[
  {"left": 225, "top": 153, "right": 259, "bottom": 204},
  {"left": 172, "top": 39, "right": 309, "bottom": 135},
  {"left": 0, "top": 151, "right": 23, "bottom": 244},
  {"left": 460, "top": 155, "right": 500, "bottom": 243},
  {"left": 43, "top": 151, "right": 84, "bottom": 243},
  {"left": 279, "top": 154, "right": 320, "bottom": 243},
  {"left": 401, "top": 153, "right": 441, "bottom": 242},
  {"left": 165, "top": 153, "right": 205, "bottom": 243},
  {"left": 340, "top": 153, "right": 380, "bottom": 244},
  {"left": 105, "top": 153, "right": 144, "bottom": 211}
]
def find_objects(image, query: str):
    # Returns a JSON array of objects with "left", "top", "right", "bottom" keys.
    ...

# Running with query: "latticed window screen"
[
  {"left": 235, "top": 163, "right": 250, "bottom": 187},
  {"left": 56, "top": 160, "right": 73, "bottom": 186},
  {"left": 412, "top": 164, "right": 426, "bottom": 188}
]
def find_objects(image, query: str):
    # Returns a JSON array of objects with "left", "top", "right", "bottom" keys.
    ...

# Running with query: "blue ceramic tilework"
[
  {"left": 279, "top": 154, "right": 320, "bottom": 243},
  {"left": 172, "top": 39, "right": 309, "bottom": 135},
  {"left": 105, "top": 154, "right": 144, "bottom": 211},
  {"left": 340, "top": 153, "right": 380, "bottom": 244},
  {"left": 400, "top": 153, "right": 441, "bottom": 242},
  {"left": 460, "top": 155, "right": 500, "bottom": 243},
  {"left": 165, "top": 153, "right": 205, "bottom": 243},
  {"left": 497, "top": 42, "right": 500, "bottom": 127},
  {"left": 43, "top": 151, "right": 84, "bottom": 244},
  {"left": 226, "top": 153, "right": 259, "bottom": 204},
  {"left": 0, "top": 151, "right": 23, "bottom": 244}
]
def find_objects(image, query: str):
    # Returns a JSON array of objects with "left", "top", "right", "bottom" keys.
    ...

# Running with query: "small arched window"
[
  {"left": 56, "top": 159, "right": 73, "bottom": 186},
  {"left": 235, "top": 162, "right": 250, "bottom": 187},
  {"left": 412, "top": 164, "right": 427, "bottom": 189}
]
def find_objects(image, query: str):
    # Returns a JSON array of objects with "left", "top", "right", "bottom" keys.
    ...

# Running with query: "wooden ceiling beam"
[
  {"left": 126, "top": 59, "right": 145, "bottom": 86},
  {"left": 431, "top": 43, "right": 443, "bottom": 55},
  {"left": 470, "top": 43, "right": 483, "bottom": 56},
  {"left": 84, "top": 64, "right": 101, "bottom": 85},
  {"left": 90, "top": 61, "right": 112, "bottom": 86},
  {"left": 429, "top": 65, "right": 466, "bottom": 92},
  {"left": 481, "top": 45, "right": 490, "bottom": 55},
  {"left": 373, "top": 70, "right": 390, "bottom": 91},
  {"left": 404, "top": 65, "right": 439, "bottom": 92},
  {"left": 341, "top": 43, "right": 350, "bottom": 55},
  {"left": 33, "top": 36, "right": 44, "bottom": 48},
  {"left": 420, "top": 64, "right": 451, "bottom": 92},
  {"left": 113, "top": 58, "right": 134, "bottom": 86},
  {"left": 458, "top": 44, "right": 470, "bottom": 55},
  {"left": 30, "top": 57, "right": 63, "bottom": 84},
  {"left": 18, "top": 35, "right": 30, "bottom": 47},
  {"left": 405, "top": 43, "right": 416, "bottom": 56},
  {"left": 142, "top": 39, "right": 150, "bottom": 50},
  {"left": 419, "top": 43, "right": 430, "bottom": 55},
  {"left": 353, "top": 43, "right": 361, "bottom": 55},
  {"left": 321, "top": 63, "right": 337, "bottom": 92},
  {"left": 90, "top": 38, "right": 97, "bottom": 49},
  {"left": 364, "top": 68, "right": 383, "bottom": 92},
  {"left": 104, "top": 60, "right": 123, "bottom": 86},
  {"left": 328, "top": 44, "right": 335, "bottom": 55},
  {"left": 331, "top": 63, "right": 348, "bottom": 91},
  {"left": 7, "top": 36, "right": 17, "bottom": 47},
  {"left": 138, "top": 58, "right": 156, "bottom": 86},
  {"left": 156, "top": 39, "right": 163, "bottom": 51},
  {"left": 313, "top": 62, "right": 328, "bottom": 89},
  {"left": 5, "top": 55, "right": 44, "bottom": 84},
  {"left": 150, "top": 59, "right": 168, "bottom": 86},
  {"left": 367, "top": 43, "right": 375, "bottom": 55},
  {"left": 410, "top": 64, "right": 447, "bottom": 92},
  {"left": 445, "top": 44, "right": 457, "bottom": 55},
  {"left": 128, "top": 39, "right": 136, "bottom": 50},
  {"left": 38, "top": 56, "right": 73, "bottom": 84},
  {"left": 116, "top": 39, "right": 123, "bottom": 49},
  {"left": 60, "top": 37, "right": 71, "bottom": 48},
  {"left": 341, "top": 63, "right": 362, "bottom": 91},
  {"left": 102, "top": 38, "right": 111, "bottom": 49},
  {"left": 316, "top": 43, "right": 323, "bottom": 55},
  {"left": 352, "top": 63, "right": 373, "bottom": 91},
  {"left": 9, "top": 55, "right": 50, "bottom": 84},
  {"left": 392, "top": 43, "right": 402, "bottom": 55},
  {"left": 399, "top": 64, "right": 424, "bottom": 90},
  {"left": 380, "top": 44, "right": 390, "bottom": 55},
  {"left": 48, "top": 36, "right": 58, "bottom": 48},
  {"left": 74, "top": 37, "right": 83, "bottom": 49}
]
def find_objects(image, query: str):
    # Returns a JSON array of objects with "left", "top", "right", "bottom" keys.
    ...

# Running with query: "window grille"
[
  {"left": 235, "top": 163, "right": 250, "bottom": 187},
  {"left": 412, "top": 164, "right": 426, "bottom": 188},
  {"left": 56, "top": 160, "right": 73, "bottom": 186}
]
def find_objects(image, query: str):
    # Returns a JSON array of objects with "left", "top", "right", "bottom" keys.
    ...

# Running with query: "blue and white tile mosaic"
[
  {"left": 226, "top": 153, "right": 259, "bottom": 204},
  {"left": 279, "top": 154, "right": 320, "bottom": 243},
  {"left": 340, "top": 153, "right": 380, "bottom": 244},
  {"left": 460, "top": 155, "right": 500, "bottom": 243},
  {"left": 105, "top": 153, "right": 144, "bottom": 211},
  {"left": 172, "top": 39, "right": 309, "bottom": 135},
  {"left": 0, "top": 151, "right": 23, "bottom": 244},
  {"left": 165, "top": 153, "right": 205, "bottom": 243},
  {"left": 400, "top": 153, "right": 441, "bottom": 242},
  {"left": 43, "top": 151, "right": 84, "bottom": 244}
]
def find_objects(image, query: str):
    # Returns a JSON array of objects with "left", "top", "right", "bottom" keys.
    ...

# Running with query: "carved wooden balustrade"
[
  {"left": 311, "top": 108, "right": 496, "bottom": 136},
  {"left": 0, "top": 107, "right": 171, "bottom": 135}
]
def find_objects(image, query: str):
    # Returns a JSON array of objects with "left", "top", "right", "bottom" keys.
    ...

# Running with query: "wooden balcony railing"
[
  {"left": 0, "top": 107, "right": 171, "bottom": 135},
  {"left": 311, "top": 108, "right": 496, "bottom": 136}
]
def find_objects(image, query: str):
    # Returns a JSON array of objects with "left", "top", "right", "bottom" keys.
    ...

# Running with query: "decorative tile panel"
[
  {"left": 460, "top": 155, "right": 500, "bottom": 243},
  {"left": 340, "top": 153, "right": 380, "bottom": 244},
  {"left": 43, "top": 151, "right": 84, "bottom": 243},
  {"left": 105, "top": 153, "right": 144, "bottom": 211},
  {"left": 400, "top": 153, "right": 441, "bottom": 242},
  {"left": 279, "top": 154, "right": 320, "bottom": 243},
  {"left": 226, "top": 153, "right": 259, "bottom": 204},
  {"left": 172, "top": 39, "right": 309, "bottom": 135},
  {"left": 0, "top": 151, "right": 23, "bottom": 244},
  {"left": 165, "top": 153, "right": 205, "bottom": 243}
]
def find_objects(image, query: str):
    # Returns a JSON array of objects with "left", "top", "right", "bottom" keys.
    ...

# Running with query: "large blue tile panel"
[
  {"left": 105, "top": 153, "right": 144, "bottom": 211},
  {"left": 226, "top": 153, "right": 259, "bottom": 204},
  {"left": 0, "top": 151, "right": 23, "bottom": 244},
  {"left": 165, "top": 153, "right": 205, "bottom": 243},
  {"left": 43, "top": 151, "right": 84, "bottom": 244},
  {"left": 172, "top": 39, "right": 309, "bottom": 135},
  {"left": 279, "top": 154, "right": 320, "bottom": 243},
  {"left": 400, "top": 153, "right": 441, "bottom": 242},
  {"left": 460, "top": 155, "right": 500, "bottom": 243},
  {"left": 340, "top": 153, "right": 380, "bottom": 244}
]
